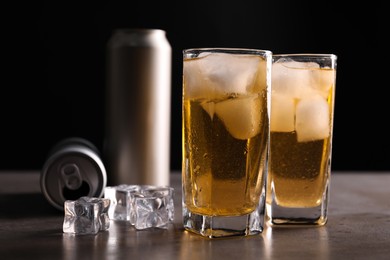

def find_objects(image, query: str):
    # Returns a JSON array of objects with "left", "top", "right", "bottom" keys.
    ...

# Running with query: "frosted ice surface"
[
  {"left": 310, "top": 68, "right": 335, "bottom": 98},
  {"left": 104, "top": 185, "right": 174, "bottom": 229},
  {"left": 213, "top": 95, "right": 262, "bottom": 140},
  {"left": 185, "top": 52, "right": 268, "bottom": 140},
  {"left": 270, "top": 94, "right": 295, "bottom": 132},
  {"left": 133, "top": 194, "right": 169, "bottom": 230},
  {"left": 63, "top": 197, "right": 110, "bottom": 235},
  {"left": 184, "top": 53, "right": 262, "bottom": 99},
  {"left": 272, "top": 62, "right": 313, "bottom": 99},
  {"left": 141, "top": 186, "right": 175, "bottom": 223},
  {"left": 295, "top": 95, "right": 330, "bottom": 142},
  {"left": 104, "top": 185, "right": 140, "bottom": 221},
  {"left": 271, "top": 59, "right": 334, "bottom": 138},
  {"left": 132, "top": 186, "right": 174, "bottom": 230}
]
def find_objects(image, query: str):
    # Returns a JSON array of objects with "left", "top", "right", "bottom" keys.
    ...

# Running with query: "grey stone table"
[{"left": 0, "top": 171, "right": 389, "bottom": 260}]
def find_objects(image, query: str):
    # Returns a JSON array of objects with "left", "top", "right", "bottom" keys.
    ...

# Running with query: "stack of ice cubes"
[
  {"left": 271, "top": 59, "right": 335, "bottom": 142},
  {"left": 183, "top": 52, "right": 267, "bottom": 140},
  {"left": 104, "top": 185, "right": 174, "bottom": 230}
]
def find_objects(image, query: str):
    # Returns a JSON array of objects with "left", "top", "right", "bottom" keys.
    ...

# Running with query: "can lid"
[
  {"left": 40, "top": 140, "right": 107, "bottom": 211},
  {"left": 108, "top": 28, "right": 170, "bottom": 49}
]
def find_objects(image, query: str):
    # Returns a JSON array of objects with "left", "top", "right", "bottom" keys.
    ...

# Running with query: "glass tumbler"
[
  {"left": 182, "top": 48, "right": 272, "bottom": 238},
  {"left": 267, "top": 54, "right": 337, "bottom": 226}
]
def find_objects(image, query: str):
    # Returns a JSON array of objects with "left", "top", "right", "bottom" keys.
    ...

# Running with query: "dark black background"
[{"left": 1, "top": 1, "right": 388, "bottom": 171}]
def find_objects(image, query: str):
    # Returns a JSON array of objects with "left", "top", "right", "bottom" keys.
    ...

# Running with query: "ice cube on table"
[
  {"left": 104, "top": 185, "right": 174, "bottom": 230},
  {"left": 271, "top": 94, "right": 295, "bottom": 132},
  {"left": 212, "top": 95, "right": 263, "bottom": 140},
  {"left": 295, "top": 95, "right": 330, "bottom": 142},
  {"left": 104, "top": 185, "right": 140, "bottom": 221},
  {"left": 184, "top": 53, "right": 263, "bottom": 99},
  {"left": 132, "top": 190, "right": 171, "bottom": 230},
  {"left": 140, "top": 186, "right": 175, "bottom": 223},
  {"left": 63, "top": 196, "right": 110, "bottom": 235}
]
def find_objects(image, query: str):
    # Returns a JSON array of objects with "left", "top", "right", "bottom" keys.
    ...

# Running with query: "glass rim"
[
  {"left": 273, "top": 53, "right": 337, "bottom": 60},
  {"left": 183, "top": 47, "right": 272, "bottom": 56}
]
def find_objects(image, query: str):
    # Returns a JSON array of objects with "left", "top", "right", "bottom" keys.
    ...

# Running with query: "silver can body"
[
  {"left": 40, "top": 137, "right": 107, "bottom": 211},
  {"left": 104, "top": 29, "right": 171, "bottom": 186}
]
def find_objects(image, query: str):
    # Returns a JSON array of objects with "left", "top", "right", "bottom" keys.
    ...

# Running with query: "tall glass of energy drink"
[
  {"left": 182, "top": 48, "right": 272, "bottom": 238},
  {"left": 267, "top": 54, "right": 337, "bottom": 226}
]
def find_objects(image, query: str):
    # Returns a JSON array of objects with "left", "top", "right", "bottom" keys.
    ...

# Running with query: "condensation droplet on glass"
[{"left": 194, "top": 165, "right": 200, "bottom": 174}]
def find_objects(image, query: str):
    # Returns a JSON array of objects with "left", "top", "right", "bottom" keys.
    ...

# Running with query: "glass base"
[
  {"left": 183, "top": 197, "right": 266, "bottom": 238},
  {"left": 266, "top": 185, "right": 329, "bottom": 226},
  {"left": 266, "top": 204, "right": 327, "bottom": 226}
]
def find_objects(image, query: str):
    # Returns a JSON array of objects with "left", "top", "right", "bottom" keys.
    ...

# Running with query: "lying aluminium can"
[
  {"left": 104, "top": 28, "right": 171, "bottom": 187},
  {"left": 40, "top": 137, "right": 107, "bottom": 211}
]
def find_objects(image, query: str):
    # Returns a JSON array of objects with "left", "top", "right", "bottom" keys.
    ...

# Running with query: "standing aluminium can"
[{"left": 104, "top": 29, "right": 171, "bottom": 186}]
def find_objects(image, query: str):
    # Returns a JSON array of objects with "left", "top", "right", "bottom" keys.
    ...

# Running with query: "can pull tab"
[{"left": 60, "top": 163, "right": 82, "bottom": 190}]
